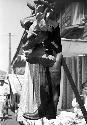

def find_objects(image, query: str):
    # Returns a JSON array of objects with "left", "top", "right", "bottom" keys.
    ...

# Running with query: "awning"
[{"left": 61, "top": 24, "right": 85, "bottom": 38}]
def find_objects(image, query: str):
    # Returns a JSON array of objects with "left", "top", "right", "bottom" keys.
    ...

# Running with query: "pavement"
[{"left": 0, "top": 109, "right": 20, "bottom": 125}]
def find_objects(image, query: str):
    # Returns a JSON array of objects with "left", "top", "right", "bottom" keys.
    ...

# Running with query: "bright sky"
[{"left": 0, "top": 0, "right": 31, "bottom": 72}]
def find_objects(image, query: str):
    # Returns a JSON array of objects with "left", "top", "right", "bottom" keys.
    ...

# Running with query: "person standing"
[{"left": 0, "top": 79, "right": 10, "bottom": 121}]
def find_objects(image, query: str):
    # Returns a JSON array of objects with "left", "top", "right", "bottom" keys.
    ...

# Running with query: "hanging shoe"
[
  {"left": 22, "top": 32, "right": 47, "bottom": 50},
  {"left": 20, "top": 16, "right": 36, "bottom": 30},
  {"left": 25, "top": 45, "right": 55, "bottom": 67},
  {"left": 25, "top": 45, "right": 45, "bottom": 63}
]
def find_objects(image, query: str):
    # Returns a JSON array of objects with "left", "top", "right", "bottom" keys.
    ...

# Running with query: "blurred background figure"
[{"left": 0, "top": 78, "right": 10, "bottom": 121}]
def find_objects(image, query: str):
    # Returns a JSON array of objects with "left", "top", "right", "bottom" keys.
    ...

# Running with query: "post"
[{"left": 9, "top": 33, "right": 11, "bottom": 74}]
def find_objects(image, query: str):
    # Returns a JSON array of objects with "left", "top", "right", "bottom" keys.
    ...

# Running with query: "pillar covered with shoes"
[{"left": 20, "top": 0, "right": 62, "bottom": 120}]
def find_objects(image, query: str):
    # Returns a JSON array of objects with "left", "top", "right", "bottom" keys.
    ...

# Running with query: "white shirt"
[{"left": 0, "top": 83, "right": 10, "bottom": 96}]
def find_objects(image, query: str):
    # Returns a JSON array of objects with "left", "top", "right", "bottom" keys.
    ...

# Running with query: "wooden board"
[{"left": 62, "top": 38, "right": 87, "bottom": 57}]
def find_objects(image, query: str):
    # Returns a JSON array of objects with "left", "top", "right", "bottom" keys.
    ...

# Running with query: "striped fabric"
[{"left": 33, "top": 64, "right": 41, "bottom": 107}]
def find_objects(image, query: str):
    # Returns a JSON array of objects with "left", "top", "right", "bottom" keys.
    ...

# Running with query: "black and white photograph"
[{"left": 0, "top": 0, "right": 87, "bottom": 125}]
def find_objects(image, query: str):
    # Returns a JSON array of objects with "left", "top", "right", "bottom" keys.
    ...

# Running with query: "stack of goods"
[
  {"left": 20, "top": 0, "right": 62, "bottom": 67},
  {"left": 19, "top": 0, "right": 62, "bottom": 124}
]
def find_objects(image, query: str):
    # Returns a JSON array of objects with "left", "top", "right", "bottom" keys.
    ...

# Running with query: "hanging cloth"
[
  {"left": 72, "top": 2, "right": 84, "bottom": 25},
  {"left": 17, "top": 61, "right": 37, "bottom": 122}
]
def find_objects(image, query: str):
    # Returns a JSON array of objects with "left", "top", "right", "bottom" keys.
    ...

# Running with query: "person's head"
[{"left": 0, "top": 80, "right": 4, "bottom": 86}]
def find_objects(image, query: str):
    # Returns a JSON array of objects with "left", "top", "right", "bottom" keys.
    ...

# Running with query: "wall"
[{"left": 59, "top": 1, "right": 87, "bottom": 109}]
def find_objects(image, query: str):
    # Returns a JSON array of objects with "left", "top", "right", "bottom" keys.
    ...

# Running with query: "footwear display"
[{"left": 20, "top": 0, "right": 62, "bottom": 121}]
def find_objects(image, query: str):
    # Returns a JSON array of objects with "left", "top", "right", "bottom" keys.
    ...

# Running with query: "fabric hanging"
[
  {"left": 17, "top": 62, "right": 37, "bottom": 122},
  {"left": 33, "top": 64, "right": 41, "bottom": 107},
  {"left": 24, "top": 62, "right": 37, "bottom": 113},
  {"left": 72, "top": 2, "right": 84, "bottom": 25}
]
